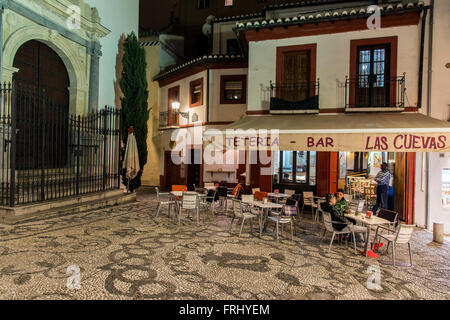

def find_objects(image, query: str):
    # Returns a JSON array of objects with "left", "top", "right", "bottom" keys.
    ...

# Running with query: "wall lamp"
[{"left": 171, "top": 101, "right": 189, "bottom": 119}]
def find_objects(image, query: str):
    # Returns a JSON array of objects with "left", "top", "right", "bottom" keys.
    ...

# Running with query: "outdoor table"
[
  {"left": 241, "top": 199, "right": 283, "bottom": 236},
  {"left": 204, "top": 186, "right": 217, "bottom": 190},
  {"left": 267, "top": 193, "right": 290, "bottom": 203},
  {"left": 344, "top": 212, "right": 391, "bottom": 257}
]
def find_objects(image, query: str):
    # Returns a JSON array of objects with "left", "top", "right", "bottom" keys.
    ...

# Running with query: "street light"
[{"left": 171, "top": 101, "right": 189, "bottom": 119}]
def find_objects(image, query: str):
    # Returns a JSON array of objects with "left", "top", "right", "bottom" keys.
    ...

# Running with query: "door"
[
  {"left": 356, "top": 44, "right": 390, "bottom": 107},
  {"left": 13, "top": 40, "right": 70, "bottom": 169},
  {"left": 165, "top": 151, "right": 180, "bottom": 190},
  {"left": 281, "top": 50, "right": 311, "bottom": 101},
  {"left": 187, "top": 149, "right": 202, "bottom": 190}
]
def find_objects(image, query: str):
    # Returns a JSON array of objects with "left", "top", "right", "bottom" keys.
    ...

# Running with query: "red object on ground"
[
  {"left": 372, "top": 242, "right": 384, "bottom": 250},
  {"left": 363, "top": 250, "right": 379, "bottom": 258}
]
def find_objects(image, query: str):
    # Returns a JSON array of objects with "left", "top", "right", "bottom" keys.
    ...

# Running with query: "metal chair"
[
  {"left": 199, "top": 189, "right": 218, "bottom": 218},
  {"left": 155, "top": 187, "right": 177, "bottom": 219},
  {"left": 229, "top": 199, "right": 260, "bottom": 237},
  {"left": 374, "top": 224, "right": 415, "bottom": 266},
  {"left": 285, "top": 189, "right": 296, "bottom": 196},
  {"left": 321, "top": 211, "right": 356, "bottom": 254},
  {"left": 267, "top": 204, "right": 297, "bottom": 241},
  {"left": 301, "top": 191, "right": 317, "bottom": 220},
  {"left": 177, "top": 192, "right": 200, "bottom": 226}
]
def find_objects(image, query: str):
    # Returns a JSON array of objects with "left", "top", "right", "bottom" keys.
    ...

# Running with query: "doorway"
[{"left": 13, "top": 40, "right": 70, "bottom": 169}]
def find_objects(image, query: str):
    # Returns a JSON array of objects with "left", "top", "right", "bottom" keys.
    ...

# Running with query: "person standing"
[{"left": 372, "top": 162, "right": 391, "bottom": 213}]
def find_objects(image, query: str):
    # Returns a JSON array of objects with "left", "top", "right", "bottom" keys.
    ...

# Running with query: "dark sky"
[{"left": 140, "top": 0, "right": 178, "bottom": 32}]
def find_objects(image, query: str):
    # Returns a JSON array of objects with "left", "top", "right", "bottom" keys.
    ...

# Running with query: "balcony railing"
[
  {"left": 345, "top": 75, "right": 406, "bottom": 110},
  {"left": 159, "top": 111, "right": 179, "bottom": 128},
  {"left": 270, "top": 81, "right": 320, "bottom": 113}
]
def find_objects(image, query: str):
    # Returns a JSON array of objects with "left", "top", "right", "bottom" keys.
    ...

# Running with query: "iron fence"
[
  {"left": 0, "top": 82, "right": 121, "bottom": 207},
  {"left": 345, "top": 75, "right": 406, "bottom": 109},
  {"left": 269, "top": 81, "right": 320, "bottom": 111},
  {"left": 159, "top": 111, "right": 179, "bottom": 128}
]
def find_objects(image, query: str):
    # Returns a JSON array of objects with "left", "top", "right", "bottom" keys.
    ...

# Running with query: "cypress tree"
[{"left": 120, "top": 31, "right": 149, "bottom": 191}]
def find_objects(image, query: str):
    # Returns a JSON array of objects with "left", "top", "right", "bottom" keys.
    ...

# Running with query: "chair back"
[
  {"left": 343, "top": 194, "right": 353, "bottom": 202},
  {"left": 377, "top": 209, "right": 399, "bottom": 227},
  {"left": 241, "top": 194, "right": 254, "bottom": 204},
  {"left": 395, "top": 224, "right": 415, "bottom": 244},
  {"left": 181, "top": 193, "right": 198, "bottom": 209},
  {"left": 155, "top": 187, "right": 160, "bottom": 200},
  {"left": 172, "top": 185, "right": 186, "bottom": 192},
  {"left": 204, "top": 182, "right": 215, "bottom": 188},
  {"left": 232, "top": 199, "right": 244, "bottom": 218},
  {"left": 206, "top": 189, "right": 217, "bottom": 203},
  {"left": 285, "top": 189, "right": 295, "bottom": 196},
  {"left": 252, "top": 188, "right": 261, "bottom": 195},
  {"left": 254, "top": 191, "right": 267, "bottom": 201},
  {"left": 303, "top": 191, "right": 314, "bottom": 205},
  {"left": 283, "top": 205, "right": 298, "bottom": 217},
  {"left": 322, "top": 211, "right": 335, "bottom": 232}
]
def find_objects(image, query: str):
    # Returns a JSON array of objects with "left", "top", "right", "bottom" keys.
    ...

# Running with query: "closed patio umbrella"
[{"left": 122, "top": 127, "right": 140, "bottom": 192}]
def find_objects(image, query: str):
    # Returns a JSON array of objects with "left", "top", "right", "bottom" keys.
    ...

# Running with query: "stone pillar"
[
  {"left": 88, "top": 44, "right": 101, "bottom": 112},
  {"left": 2, "top": 65, "right": 19, "bottom": 83}
]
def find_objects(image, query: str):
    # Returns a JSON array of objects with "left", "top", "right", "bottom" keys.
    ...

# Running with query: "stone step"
[{"left": 0, "top": 189, "right": 136, "bottom": 224}]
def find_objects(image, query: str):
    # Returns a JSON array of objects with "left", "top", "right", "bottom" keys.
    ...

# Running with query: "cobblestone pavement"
[{"left": 0, "top": 191, "right": 448, "bottom": 300}]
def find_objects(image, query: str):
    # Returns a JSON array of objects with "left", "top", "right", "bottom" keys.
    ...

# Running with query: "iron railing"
[
  {"left": 345, "top": 75, "right": 406, "bottom": 109},
  {"left": 270, "top": 81, "right": 320, "bottom": 112},
  {"left": 0, "top": 82, "right": 121, "bottom": 207},
  {"left": 159, "top": 111, "right": 179, "bottom": 128}
]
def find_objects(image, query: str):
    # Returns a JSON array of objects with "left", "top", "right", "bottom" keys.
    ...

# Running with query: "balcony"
[
  {"left": 159, "top": 111, "right": 179, "bottom": 129},
  {"left": 269, "top": 81, "right": 320, "bottom": 114},
  {"left": 345, "top": 75, "right": 406, "bottom": 112}
]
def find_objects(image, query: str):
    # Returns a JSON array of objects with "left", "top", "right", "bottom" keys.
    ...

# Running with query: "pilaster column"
[
  {"left": 88, "top": 43, "right": 101, "bottom": 112},
  {"left": 2, "top": 65, "right": 18, "bottom": 83}
]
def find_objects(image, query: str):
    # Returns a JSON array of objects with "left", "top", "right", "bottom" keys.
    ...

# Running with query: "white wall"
[
  {"left": 210, "top": 68, "right": 248, "bottom": 123},
  {"left": 86, "top": 0, "right": 139, "bottom": 108},
  {"left": 415, "top": 0, "right": 450, "bottom": 234},
  {"left": 248, "top": 25, "right": 421, "bottom": 111}
]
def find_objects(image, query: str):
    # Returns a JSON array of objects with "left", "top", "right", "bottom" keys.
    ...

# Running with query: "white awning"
[{"left": 211, "top": 113, "right": 450, "bottom": 152}]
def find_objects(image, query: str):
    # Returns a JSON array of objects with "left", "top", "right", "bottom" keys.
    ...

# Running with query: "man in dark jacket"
[{"left": 321, "top": 194, "right": 378, "bottom": 258}]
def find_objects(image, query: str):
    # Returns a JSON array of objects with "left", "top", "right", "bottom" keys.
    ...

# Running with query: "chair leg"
[
  {"left": 392, "top": 242, "right": 396, "bottom": 267},
  {"left": 239, "top": 218, "right": 246, "bottom": 237},
  {"left": 408, "top": 243, "right": 413, "bottom": 266},
  {"left": 276, "top": 222, "right": 279, "bottom": 241},
  {"left": 320, "top": 229, "right": 327, "bottom": 242},
  {"left": 352, "top": 231, "right": 356, "bottom": 255},
  {"left": 328, "top": 232, "right": 336, "bottom": 253},
  {"left": 155, "top": 203, "right": 161, "bottom": 218},
  {"left": 290, "top": 221, "right": 294, "bottom": 241},
  {"left": 229, "top": 216, "right": 235, "bottom": 232},
  {"left": 385, "top": 241, "right": 391, "bottom": 255}
]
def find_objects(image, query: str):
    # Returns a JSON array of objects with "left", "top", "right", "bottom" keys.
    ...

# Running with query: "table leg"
[{"left": 364, "top": 226, "right": 371, "bottom": 257}]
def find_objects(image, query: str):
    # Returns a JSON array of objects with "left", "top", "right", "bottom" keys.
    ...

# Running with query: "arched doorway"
[{"left": 13, "top": 40, "right": 70, "bottom": 169}]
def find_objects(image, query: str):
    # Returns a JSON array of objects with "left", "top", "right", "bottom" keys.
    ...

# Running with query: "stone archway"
[{"left": 2, "top": 25, "right": 88, "bottom": 114}]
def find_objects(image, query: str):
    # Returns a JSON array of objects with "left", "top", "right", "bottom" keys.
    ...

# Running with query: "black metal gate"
[{"left": 0, "top": 82, "right": 122, "bottom": 207}]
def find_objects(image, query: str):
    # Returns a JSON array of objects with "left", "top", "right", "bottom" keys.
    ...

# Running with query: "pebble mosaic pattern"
[{"left": 0, "top": 193, "right": 448, "bottom": 300}]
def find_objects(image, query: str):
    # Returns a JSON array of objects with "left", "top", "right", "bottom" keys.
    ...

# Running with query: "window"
[
  {"left": 225, "top": 0, "right": 233, "bottom": 6},
  {"left": 350, "top": 37, "right": 398, "bottom": 108},
  {"left": 189, "top": 78, "right": 203, "bottom": 108},
  {"left": 274, "top": 151, "right": 316, "bottom": 186},
  {"left": 220, "top": 75, "right": 247, "bottom": 104},
  {"left": 227, "top": 39, "right": 240, "bottom": 55},
  {"left": 198, "top": 0, "right": 210, "bottom": 9}
]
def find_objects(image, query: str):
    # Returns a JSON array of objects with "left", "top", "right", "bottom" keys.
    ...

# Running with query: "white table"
[
  {"left": 242, "top": 199, "right": 283, "bottom": 236},
  {"left": 170, "top": 191, "right": 199, "bottom": 198},
  {"left": 267, "top": 193, "right": 290, "bottom": 203},
  {"left": 345, "top": 212, "right": 391, "bottom": 257}
]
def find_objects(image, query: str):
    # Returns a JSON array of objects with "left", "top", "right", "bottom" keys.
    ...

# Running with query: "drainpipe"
[
  {"left": 206, "top": 64, "right": 210, "bottom": 123},
  {"left": 426, "top": 0, "right": 435, "bottom": 230},
  {"left": 0, "top": 5, "right": 4, "bottom": 81},
  {"left": 417, "top": 8, "right": 428, "bottom": 109}
]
